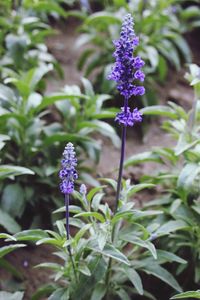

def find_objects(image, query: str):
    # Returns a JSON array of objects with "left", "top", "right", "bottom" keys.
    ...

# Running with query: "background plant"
[
  {"left": 125, "top": 64, "right": 200, "bottom": 292},
  {"left": 76, "top": 0, "right": 200, "bottom": 104},
  {"left": 0, "top": 65, "right": 119, "bottom": 231},
  {"left": 0, "top": 1, "right": 62, "bottom": 80}
]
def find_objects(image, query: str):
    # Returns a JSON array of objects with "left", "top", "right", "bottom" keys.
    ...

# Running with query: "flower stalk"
[{"left": 106, "top": 13, "right": 145, "bottom": 292}]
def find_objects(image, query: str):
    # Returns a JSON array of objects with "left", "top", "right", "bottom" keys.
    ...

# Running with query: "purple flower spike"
[
  {"left": 59, "top": 142, "right": 78, "bottom": 194},
  {"left": 115, "top": 107, "right": 142, "bottom": 127},
  {"left": 108, "top": 14, "right": 145, "bottom": 100}
]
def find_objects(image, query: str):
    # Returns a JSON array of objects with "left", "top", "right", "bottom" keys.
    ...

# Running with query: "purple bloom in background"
[
  {"left": 59, "top": 142, "right": 78, "bottom": 194},
  {"left": 80, "top": 0, "right": 91, "bottom": 12},
  {"left": 80, "top": 183, "right": 87, "bottom": 195},
  {"left": 108, "top": 14, "right": 145, "bottom": 100},
  {"left": 115, "top": 107, "right": 142, "bottom": 127}
]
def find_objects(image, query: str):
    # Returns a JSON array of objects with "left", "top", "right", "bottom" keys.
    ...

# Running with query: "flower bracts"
[{"left": 59, "top": 143, "right": 78, "bottom": 194}]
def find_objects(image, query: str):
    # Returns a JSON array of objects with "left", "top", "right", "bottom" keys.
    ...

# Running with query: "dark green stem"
[{"left": 114, "top": 125, "right": 127, "bottom": 212}]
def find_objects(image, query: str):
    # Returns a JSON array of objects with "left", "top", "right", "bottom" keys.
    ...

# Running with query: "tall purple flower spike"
[
  {"left": 108, "top": 14, "right": 144, "bottom": 126},
  {"left": 59, "top": 142, "right": 78, "bottom": 194}
]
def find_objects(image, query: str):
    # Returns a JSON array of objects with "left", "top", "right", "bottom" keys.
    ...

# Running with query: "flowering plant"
[{"left": 11, "top": 14, "right": 186, "bottom": 300}]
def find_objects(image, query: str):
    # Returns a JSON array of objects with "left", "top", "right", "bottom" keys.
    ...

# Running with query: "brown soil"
[{"left": 0, "top": 245, "right": 58, "bottom": 299}]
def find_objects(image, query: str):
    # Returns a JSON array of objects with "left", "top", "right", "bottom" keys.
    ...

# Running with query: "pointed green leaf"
[
  {"left": 120, "top": 235, "right": 157, "bottom": 259},
  {"left": 124, "top": 267, "right": 143, "bottom": 295},
  {"left": 170, "top": 290, "right": 200, "bottom": 299},
  {"left": 0, "top": 244, "right": 26, "bottom": 258},
  {"left": 142, "top": 263, "right": 182, "bottom": 292}
]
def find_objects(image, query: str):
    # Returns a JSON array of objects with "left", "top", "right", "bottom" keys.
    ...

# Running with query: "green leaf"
[
  {"left": 177, "top": 163, "right": 200, "bottom": 191},
  {"left": 130, "top": 210, "right": 163, "bottom": 220},
  {"left": 0, "top": 165, "right": 34, "bottom": 179},
  {"left": 91, "top": 193, "right": 105, "bottom": 211},
  {"left": 2, "top": 184, "right": 25, "bottom": 217},
  {"left": 48, "top": 288, "right": 68, "bottom": 300},
  {"left": 125, "top": 151, "right": 162, "bottom": 167},
  {"left": 89, "top": 243, "right": 130, "bottom": 266},
  {"left": 120, "top": 235, "right": 157, "bottom": 259},
  {"left": 77, "top": 49, "right": 95, "bottom": 71},
  {"left": 115, "top": 288, "right": 131, "bottom": 300},
  {"left": 157, "top": 250, "right": 187, "bottom": 264},
  {"left": 0, "top": 233, "right": 16, "bottom": 241},
  {"left": 74, "top": 223, "right": 92, "bottom": 243},
  {"left": 14, "top": 229, "right": 49, "bottom": 242},
  {"left": 142, "top": 263, "right": 182, "bottom": 292},
  {"left": 0, "top": 291, "right": 24, "bottom": 300},
  {"left": 82, "top": 78, "right": 94, "bottom": 97},
  {"left": 36, "top": 237, "right": 64, "bottom": 247},
  {"left": 0, "top": 84, "right": 16, "bottom": 102},
  {"left": 44, "top": 133, "right": 90, "bottom": 146},
  {"left": 89, "top": 120, "right": 120, "bottom": 148},
  {"left": 91, "top": 283, "right": 107, "bottom": 300},
  {"left": 0, "top": 209, "right": 21, "bottom": 233},
  {"left": 75, "top": 212, "right": 105, "bottom": 223},
  {"left": 36, "top": 262, "right": 62, "bottom": 272},
  {"left": 0, "top": 134, "right": 10, "bottom": 150},
  {"left": 102, "top": 244, "right": 130, "bottom": 265},
  {"left": 54, "top": 205, "right": 82, "bottom": 214},
  {"left": 85, "top": 12, "right": 121, "bottom": 27},
  {"left": 127, "top": 183, "right": 155, "bottom": 197},
  {"left": 99, "top": 178, "right": 117, "bottom": 191},
  {"left": 0, "top": 244, "right": 25, "bottom": 258},
  {"left": 79, "top": 262, "right": 91, "bottom": 277},
  {"left": 170, "top": 34, "right": 191, "bottom": 63},
  {"left": 31, "top": 284, "right": 57, "bottom": 300},
  {"left": 140, "top": 106, "right": 177, "bottom": 118},
  {"left": 33, "top": 2, "right": 67, "bottom": 17},
  {"left": 156, "top": 220, "right": 188, "bottom": 236},
  {"left": 112, "top": 210, "right": 136, "bottom": 224},
  {"left": 124, "top": 267, "right": 143, "bottom": 295},
  {"left": 170, "top": 290, "right": 200, "bottom": 299},
  {"left": 37, "top": 93, "right": 87, "bottom": 111}
]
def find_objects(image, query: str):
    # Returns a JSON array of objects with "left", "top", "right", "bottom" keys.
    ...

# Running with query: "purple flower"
[
  {"left": 80, "top": 184, "right": 87, "bottom": 195},
  {"left": 80, "top": 0, "right": 91, "bottom": 12},
  {"left": 108, "top": 14, "right": 145, "bottom": 100},
  {"left": 59, "top": 143, "right": 78, "bottom": 194},
  {"left": 115, "top": 107, "right": 142, "bottom": 127}
]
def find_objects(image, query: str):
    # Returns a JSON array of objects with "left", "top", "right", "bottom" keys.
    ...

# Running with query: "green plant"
[
  {"left": 0, "top": 66, "right": 120, "bottom": 230},
  {"left": 76, "top": 0, "right": 200, "bottom": 104},
  {"left": 125, "top": 64, "right": 200, "bottom": 291},
  {"left": 13, "top": 177, "right": 186, "bottom": 299},
  {"left": 0, "top": 3, "right": 61, "bottom": 79},
  {"left": 0, "top": 134, "right": 34, "bottom": 233}
]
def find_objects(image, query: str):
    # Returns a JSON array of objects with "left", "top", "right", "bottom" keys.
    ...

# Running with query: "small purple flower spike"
[
  {"left": 59, "top": 142, "right": 78, "bottom": 194},
  {"left": 115, "top": 107, "right": 142, "bottom": 127},
  {"left": 108, "top": 14, "right": 145, "bottom": 101}
]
